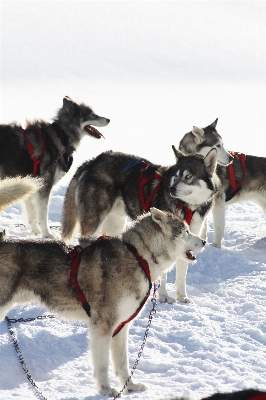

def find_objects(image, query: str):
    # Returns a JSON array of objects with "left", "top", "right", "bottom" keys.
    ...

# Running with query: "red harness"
[
  {"left": 69, "top": 238, "right": 152, "bottom": 337},
  {"left": 177, "top": 201, "right": 194, "bottom": 225},
  {"left": 138, "top": 161, "right": 163, "bottom": 212},
  {"left": 20, "top": 129, "right": 46, "bottom": 177},
  {"left": 226, "top": 152, "right": 247, "bottom": 202}
]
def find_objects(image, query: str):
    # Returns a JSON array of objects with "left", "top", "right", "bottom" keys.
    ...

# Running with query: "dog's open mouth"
[
  {"left": 186, "top": 250, "right": 196, "bottom": 261},
  {"left": 84, "top": 125, "right": 105, "bottom": 139}
]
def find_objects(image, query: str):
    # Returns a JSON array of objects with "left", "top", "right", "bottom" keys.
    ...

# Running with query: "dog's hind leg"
[
  {"left": 111, "top": 325, "right": 148, "bottom": 394},
  {"left": 88, "top": 325, "right": 119, "bottom": 397},
  {"left": 101, "top": 197, "right": 127, "bottom": 237},
  {"left": 24, "top": 195, "right": 41, "bottom": 235}
]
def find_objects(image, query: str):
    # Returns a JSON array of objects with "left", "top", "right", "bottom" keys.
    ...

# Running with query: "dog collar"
[{"left": 176, "top": 201, "right": 195, "bottom": 225}]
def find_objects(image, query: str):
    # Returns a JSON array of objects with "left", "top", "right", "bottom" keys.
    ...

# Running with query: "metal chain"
[
  {"left": 113, "top": 282, "right": 159, "bottom": 399},
  {"left": 5, "top": 283, "right": 159, "bottom": 400},
  {"left": 5, "top": 315, "right": 55, "bottom": 400}
]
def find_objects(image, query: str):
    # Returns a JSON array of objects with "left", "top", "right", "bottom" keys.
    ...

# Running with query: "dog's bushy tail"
[
  {"left": 61, "top": 176, "right": 79, "bottom": 241},
  {"left": 0, "top": 176, "right": 42, "bottom": 213}
]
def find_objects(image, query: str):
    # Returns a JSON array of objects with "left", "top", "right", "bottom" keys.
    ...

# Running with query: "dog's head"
[
  {"left": 179, "top": 118, "right": 233, "bottom": 166},
  {"left": 58, "top": 96, "right": 110, "bottom": 139},
  {"left": 169, "top": 146, "right": 218, "bottom": 205},
  {"left": 150, "top": 208, "right": 206, "bottom": 262}
]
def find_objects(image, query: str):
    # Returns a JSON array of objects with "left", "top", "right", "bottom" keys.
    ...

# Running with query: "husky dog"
[
  {"left": 0, "top": 176, "right": 42, "bottom": 213},
  {"left": 61, "top": 148, "right": 219, "bottom": 303},
  {"left": 179, "top": 118, "right": 266, "bottom": 248},
  {"left": 0, "top": 208, "right": 205, "bottom": 396},
  {"left": 0, "top": 96, "right": 110, "bottom": 238}
]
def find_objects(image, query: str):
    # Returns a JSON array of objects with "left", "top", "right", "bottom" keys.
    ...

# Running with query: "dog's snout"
[{"left": 170, "top": 186, "right": 175, "bottom": 194}]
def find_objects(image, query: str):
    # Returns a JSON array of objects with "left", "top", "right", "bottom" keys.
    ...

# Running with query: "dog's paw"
[
  {"left": 99, "top": 386, "right": 120, "bottom": 397},
  {"left": 176, "top": 294, "right": 193, "bottom": 304},
  {"left": 158, "top": 293, "right": 176, "bottom": 304},
  {"left": 210, "top": 242, "right": 222, "bottom": 249},
  {"left": 125, "top": 381, "right": 148, "bottom": 393}
]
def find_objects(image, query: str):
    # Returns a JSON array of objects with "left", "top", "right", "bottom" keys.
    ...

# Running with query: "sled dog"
[
  {"left": 0, "top": 208, "right": 205, "bottom": 396},
  {"left": 0, "top": 96, "right": 110, "bottom": 238},
  {"left": 61, "top": 148, "right": 219, "bottom": 303},
  {"left": 0, "top": 176, "right": 42, "bottom": 213},
  {"left": 179, "top": 118, "right": 266, "bottom": 247}
]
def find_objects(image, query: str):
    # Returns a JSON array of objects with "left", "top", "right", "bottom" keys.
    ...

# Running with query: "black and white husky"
[
  {"left": 61, "top": 147, "right": 220, "bottom": 303},
  {"left": 0, "top": 96, "right": 110, "bottom": 238},
  {"left": 179, "top": 118, "right": 266, "bottom": 247}
]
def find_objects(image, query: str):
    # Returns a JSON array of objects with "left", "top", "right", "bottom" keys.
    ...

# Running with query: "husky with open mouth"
[
  {"left": 0, "top": 208, "right": 205, "bottom": 397},
  {"left": 0, "top": 96, "right": 110, "bottom": 238}
]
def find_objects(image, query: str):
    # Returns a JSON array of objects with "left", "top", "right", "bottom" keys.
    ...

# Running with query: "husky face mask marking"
[
  {"left": 179, "top": 118, "right": 233, "bottom": 166},
  {"left": 170, "top": 147, "right": 218, "bottom": 204}
]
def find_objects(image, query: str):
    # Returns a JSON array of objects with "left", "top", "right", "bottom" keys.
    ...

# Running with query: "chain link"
[
  {"left": 5, "top": 284, "right": 159, "bottom": 400},
  {"left": 5, "top": 315, "right": 55, "bottom": 400},
  {"left": 113, "top": 283, "right": 159, "bottom": 399}
]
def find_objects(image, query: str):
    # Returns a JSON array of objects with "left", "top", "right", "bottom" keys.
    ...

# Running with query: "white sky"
[{"left": 1, "top": 1, "right": 266, "bottom": 166}]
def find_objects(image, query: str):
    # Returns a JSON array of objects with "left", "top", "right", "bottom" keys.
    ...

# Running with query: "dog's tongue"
[
  {"left": 84, "top": 125, "right": 105, "bottom": 139},
  {"left": 186, "top": 250, "right": 196, "bottom": 261}
]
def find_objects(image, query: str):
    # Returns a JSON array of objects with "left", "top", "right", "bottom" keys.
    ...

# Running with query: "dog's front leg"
[
  {"left": 212, "top": 194, "right": 226, "bottom": 248},
  {"left": 157, "top": 272, "right": 176, "bottom": 304},
  {"left": 175, "top": 260, "right": 191, "bottom": 303},
  {"left": 89, "top": 326, "right": 117, "bottom": 397},
  {"left": 111, "top": 325, "right": 148, "bottom": 394}
]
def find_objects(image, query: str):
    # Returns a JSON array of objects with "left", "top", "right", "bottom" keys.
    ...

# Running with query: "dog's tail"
[
  {"left": 0, "top": 176, "right": 43, "bottom": 213},
  {"left": 61, "top": 176, "right": 79, "bottom": 241}
]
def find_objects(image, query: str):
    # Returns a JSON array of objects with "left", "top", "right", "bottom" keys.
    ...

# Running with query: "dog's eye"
[
  {"left": 185, "top": 174, "right": 192, "bottom": 180},
  {"left": 216, "top": 144, "right": 221, "bottom": 148}
]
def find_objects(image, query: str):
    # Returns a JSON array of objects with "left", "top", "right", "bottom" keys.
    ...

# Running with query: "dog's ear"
[
  {"left": 204, "top": 148, "right": 218, "bottom": 177},
  {"left": 191, "top": 126, "right": 204, "bottom": 143},
  {"left": 150, "top": 208, "right": 170, "bottom": 235},
  {"left": 208, "top": 118, "right": 218, "bottom": 129},
  {"left": 172, "top": 145, "right": 184, "bottom": 162},
  {"left": 63, "top": 96, "right": 75, "bottom": 110}
]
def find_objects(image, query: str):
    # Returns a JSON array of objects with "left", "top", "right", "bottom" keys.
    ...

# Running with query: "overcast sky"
[
  {"left": 1, "top": 1, "right": 266, "bottom": 163},
  {"left": 2, "top": 1, "right": 265, "bottom": 84}
]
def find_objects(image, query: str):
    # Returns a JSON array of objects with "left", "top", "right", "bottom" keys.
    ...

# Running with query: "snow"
[{"left": 0, "top": 191, "right": 266, "bottom": 400}]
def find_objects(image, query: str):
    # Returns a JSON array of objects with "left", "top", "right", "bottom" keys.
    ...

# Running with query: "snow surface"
[{"left": 0, "top": 191, "right": 266, "bottom": 400}]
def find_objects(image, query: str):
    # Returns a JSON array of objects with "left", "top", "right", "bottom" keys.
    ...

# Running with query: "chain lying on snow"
[
  {"left": 5, "top": 283, "right": 159, "bottom": 400},
  {"left": 112, "top": 282, "right": 159, "bottom": 400},
  {"left": 5, "top": 315, "right": 55, "bottom": 400}
]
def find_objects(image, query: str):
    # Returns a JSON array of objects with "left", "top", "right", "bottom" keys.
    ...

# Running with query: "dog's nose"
[
  {"left": 106, "top": 118, "right": 110, "bottom": 124},
  {"left": 202, "top": 240, "right": 206, "bottom": 246},
  {"left": 169, "top": 186, "right": 175, "bottom": 195}
]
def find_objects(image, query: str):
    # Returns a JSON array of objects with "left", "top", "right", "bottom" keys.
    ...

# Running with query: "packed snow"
[{"left": 0, "top": 190, "right": 265, "bottom": 400}]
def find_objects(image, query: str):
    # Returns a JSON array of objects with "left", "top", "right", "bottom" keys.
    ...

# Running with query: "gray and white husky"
[
  {"left": 0, "top": 96, "right": 110, "bottom": 238},
  {"left": 179, "top": 118, "right": 266, "bottom": 247},
  {"left": 0, "top": 208, "right": 205, "bottom": 397},
  {"left": 61, "top": 148, "right": 219, "bottom": 303}
]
